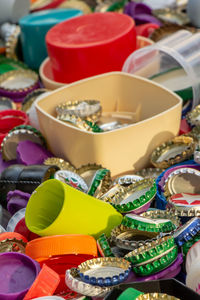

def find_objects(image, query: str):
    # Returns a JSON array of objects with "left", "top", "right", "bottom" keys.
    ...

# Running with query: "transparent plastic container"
[{"left": 122, "top": 30, "right": 200, "bottom": 109}]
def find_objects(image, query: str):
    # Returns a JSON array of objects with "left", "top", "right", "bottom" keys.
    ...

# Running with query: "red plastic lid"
[
  {"left": 0, "top": 110, "right": 29, "bottom": 145},
  {"left": 23, "top": 264, "right": 60, "bottom": 300},
  {"left": 46, "top": 12, "right": 135, "bottom": 48},
  {"left": 40, "top": 254, "right": 97, "bottom": 295}
]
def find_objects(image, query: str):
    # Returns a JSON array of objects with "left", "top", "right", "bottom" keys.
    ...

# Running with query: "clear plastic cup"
[{"left": 122, "top": 30, "right": 200, "bottom": 108}]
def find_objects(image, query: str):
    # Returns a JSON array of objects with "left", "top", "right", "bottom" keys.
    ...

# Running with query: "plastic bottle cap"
[{"left": 23, "top": 264, "right": 60, "bottom": 299}]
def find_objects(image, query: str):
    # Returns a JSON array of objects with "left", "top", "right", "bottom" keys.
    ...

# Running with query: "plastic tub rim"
[{"left": 35, "top": 71, "right": 182, "bottom": 136}]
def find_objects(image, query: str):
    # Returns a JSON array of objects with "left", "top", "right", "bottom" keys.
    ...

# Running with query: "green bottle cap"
[
  {"left": 88, "top": 169, "right": 111, "bottom": 197},
  {"left": 97, "top": 233, "right": 114, "bottom": 257},
  {"left": 132, "top": 246, "right": 178, "bottom": 276},
  {"left": 122, "top": 214, "right": 175, "bottom": 233},
  {"left": 125, "top": 235, "right": 175, "bottom": 266},
  {"left": 101, "top": 179, "right": 156, "bottom": 213},
  {"left": 117, "top": 288, "right": 143, "bottom": 300}
]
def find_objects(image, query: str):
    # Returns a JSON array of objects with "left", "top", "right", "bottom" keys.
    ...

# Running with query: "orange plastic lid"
[
  {"left": 0, "top": 232, "right": 28, "bottom": 243},
  {"left": 23, "top": 264, "right": 60, "bottom": 299},
  {"left": 25, "top": 234, "right": 98, "bottom": 262}
]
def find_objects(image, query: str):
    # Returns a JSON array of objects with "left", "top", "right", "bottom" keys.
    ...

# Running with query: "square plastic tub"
[
  {"left": 104, "top": 279, "right": 200, "bottom": 300},
  {"left": 35, "top": 72, "right": 182, "bottom": 176}
]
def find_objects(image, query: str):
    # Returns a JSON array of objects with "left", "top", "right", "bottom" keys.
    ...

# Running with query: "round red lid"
[{"left": 46, "top": 12, "right": 135, "bottom": 48}]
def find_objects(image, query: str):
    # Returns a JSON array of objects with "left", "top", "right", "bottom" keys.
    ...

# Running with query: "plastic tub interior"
[{"left": 35, "top": 72, "right": 182, "bottom": 176}]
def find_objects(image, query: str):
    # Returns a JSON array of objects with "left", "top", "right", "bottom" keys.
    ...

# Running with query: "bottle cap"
[
  {"left": 56, "top": 100, "right": 102, "bottom": 122},
  {"left": 65, "top": 267, "right": 111, "bottom": 297},
  {"left": 122, "top": 214, "right": 175, "bottom": 233},
  {"left": 54, "top": 170, "right": 88, "bottom": 193},
  {"left": 97, "top": 233, "right": 114, "bottom": 257},
  {"left": 173, "top": 217, "right": 200, "bottom": 247},
  {"left": 111, "top": 224, "right": 159, "bottom": 250},
  {"left": 131, "top": 246, "right": 178, "bottom": 276},
  {"left": 78, "top": 257, "right": 131, "bottom": 287},
  {"left": 124, "top": 235, "right": 175, "bottom": 266},
  {"left": 151, "top": 136, "right": 195, "bottom": 169},
  {"left": 101, "top": 179, "right": 156, "bottom": 214},
  {"left": 44, "top": 157, "right": 76, "bottom": 172},
  {"left": 169, "top": 193, "right": 200, "bottom": 216},
  {"left": 164, "top": 168, "right": 200, "bottom": 198},
  {"left": 140, "top": 209, "right": 180, "bottom": 228}
]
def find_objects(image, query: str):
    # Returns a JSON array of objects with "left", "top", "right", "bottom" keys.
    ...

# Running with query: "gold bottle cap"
[
  {"left": 135, "top": 168, "right": 164, "bottom": 179},
  {"left": 5, "top": 26, "right": 21, "bottom": 60},
  {"left": 164, "top": 167, "right": 200, "bottom": 198},
  {"left": 150, "top": 136, "right": 195, "bottom": 169},
  {"left": 136, "top": 293, "right": 180, "bottom": 300},
  {"left": 187, "top": 104, "right": 200, "bottom": 126},
  {"left": 111, "top": 224, "right": 159, "bottom": 250},
  {"left": 1, "top": 128, "right": 45, "bottom": 161},
  {"left": 0, "top": 69, "right": 38, "bottom": 92},
  {"left": 153, "top": 8, "right": 189, "bottom": 25},
  {"left": 22, "top": 88, "right": 48, "bottom": 113},
  {"left": 77, "top": 163, "right": 103, "bottom": 176},
  {"left": 44, "top": 157, "right": 76, "bottom": 172},
  {"left": 56, "top": 100, "right": 102, "bottom": 122}
]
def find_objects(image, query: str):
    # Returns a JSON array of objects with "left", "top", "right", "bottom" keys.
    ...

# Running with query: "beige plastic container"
[{"left": 35, "top": 72, "right": 182, "bottom": 176}]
